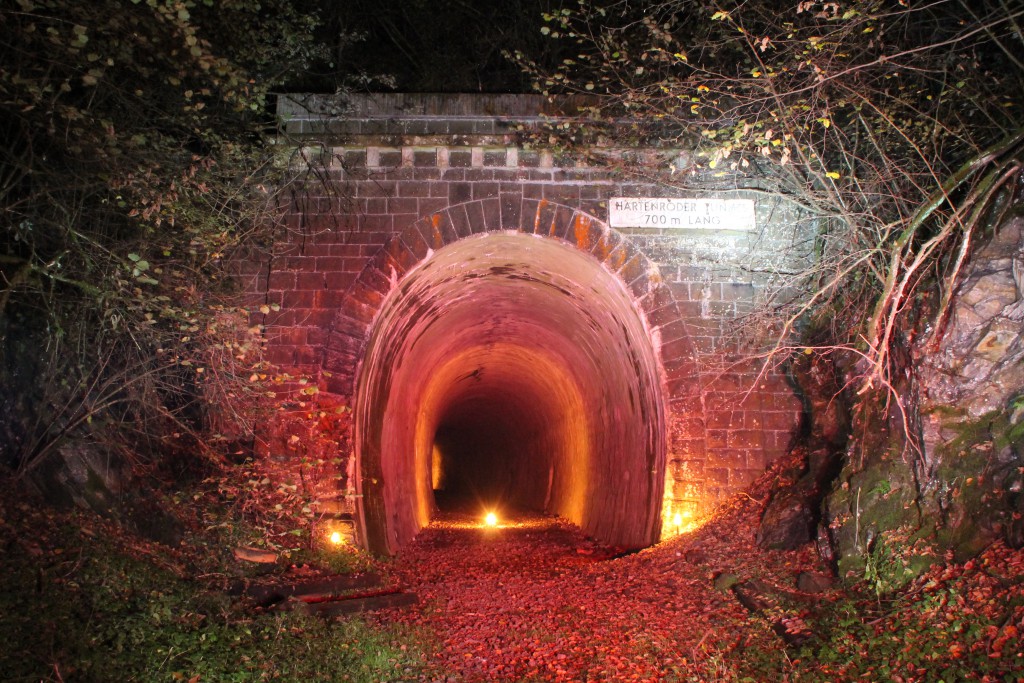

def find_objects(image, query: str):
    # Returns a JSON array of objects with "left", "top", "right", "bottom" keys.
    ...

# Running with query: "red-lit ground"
[{"left": 377, "top": 496, "right": 823, "bottom": 682}]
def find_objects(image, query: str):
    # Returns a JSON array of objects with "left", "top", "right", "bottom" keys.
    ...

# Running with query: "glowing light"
[
  {"left": 663, "top": 506, "right": 699, "bottom": 538},
  {"left": 484, "top": 512, "right": 498, "bottom": 527},
  {"left": 329, "top": 531, "right": 344, "bottom": 545}
]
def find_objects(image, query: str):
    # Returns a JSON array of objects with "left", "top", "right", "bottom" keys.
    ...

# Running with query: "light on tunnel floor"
[
  {"left": 671, "top": 509, "right": 697, "bottom": 535},
  {"left": 484, "top": 512, "right": 499, "bottom": 528}
]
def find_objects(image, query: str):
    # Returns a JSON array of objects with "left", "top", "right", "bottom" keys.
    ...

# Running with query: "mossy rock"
[{"left": 826, "top": 402, "right": 1024, "bottom": 592}]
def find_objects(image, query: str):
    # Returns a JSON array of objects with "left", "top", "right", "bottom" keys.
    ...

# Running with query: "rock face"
[
  {"left": 27, "top": 436, "right": 184, "bottom": 546},
  {"left": 757, "top": 352, "right": 849, "bottom": 551},
  {"left": 822, "top": 216, "right": 1024, "bottom": 589},
  {"left": 917, "top": 217, "right": 1024, "bottom": 554},
  {"left": 921, "top": 217, "right": 1024, "bottom": 419}
]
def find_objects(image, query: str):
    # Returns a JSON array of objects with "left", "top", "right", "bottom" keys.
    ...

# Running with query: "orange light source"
[
  {"left": 329, "top": 531, "right": 344, "bottom": 545},
  {"left": 484, "top": 512, "right": 498, "bottom": 527}
]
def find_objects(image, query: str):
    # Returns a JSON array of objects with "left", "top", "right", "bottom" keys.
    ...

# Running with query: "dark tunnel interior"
[{"left": 352, "top": 233, "right": 667, "bottom": 554}]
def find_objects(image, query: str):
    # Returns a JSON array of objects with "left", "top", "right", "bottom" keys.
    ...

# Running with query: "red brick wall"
[{"left": 243, "top": 106, "right": 808, "bottom": 540}]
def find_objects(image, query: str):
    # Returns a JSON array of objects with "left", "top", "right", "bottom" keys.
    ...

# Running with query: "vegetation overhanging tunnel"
[{"left": 353, "top": 233, "right": 667, "bottom": 554}]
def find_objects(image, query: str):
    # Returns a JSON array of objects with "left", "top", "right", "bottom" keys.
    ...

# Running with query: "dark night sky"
[{"left": 293, "top": 0, "right": 579, "bottom": 93}]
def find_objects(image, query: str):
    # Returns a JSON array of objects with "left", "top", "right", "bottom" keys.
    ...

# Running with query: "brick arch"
[
  {"left": 323, "top": 198, "right": 703, "bottom": 405},
  {"left": 323, "top": 197, "right": 706, "bottom": 552}
]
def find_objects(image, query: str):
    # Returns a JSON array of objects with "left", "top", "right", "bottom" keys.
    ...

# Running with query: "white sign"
[{"left": 609, "top": 197, "right": 756, "bottom": 231}]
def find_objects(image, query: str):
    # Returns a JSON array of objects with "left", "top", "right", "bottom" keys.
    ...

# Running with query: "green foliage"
[
  {"left": 733, "top": 545, "right": 1024, "bottom": 682},
  {"left": 0, "top": 488, "right": 424, "bottom": 682},
  {"left": 0, "top": 0, "right": 327, "bottom": 472},
  {"left": 521, "top": 0, "right": 1024, "bottom": 394}
]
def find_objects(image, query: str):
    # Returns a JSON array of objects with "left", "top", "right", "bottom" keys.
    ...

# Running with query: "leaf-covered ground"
[{"left": 2, "top": 463, "right": 1022, "bottom": 682}]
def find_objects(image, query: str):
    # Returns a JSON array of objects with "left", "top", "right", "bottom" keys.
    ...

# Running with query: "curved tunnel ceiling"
[{"left": 353, "top": 232, "right": 666, "bottom": 554}]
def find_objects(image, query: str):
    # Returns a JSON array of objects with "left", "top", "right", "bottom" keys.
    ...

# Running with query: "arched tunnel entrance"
[{"left": 353, "top": 232, "right": 666, "bottom": 554}]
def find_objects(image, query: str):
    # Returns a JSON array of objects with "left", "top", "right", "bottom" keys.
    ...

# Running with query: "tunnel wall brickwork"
[{"left": 236, "top": 94, "right": 812, "bottom": 541}]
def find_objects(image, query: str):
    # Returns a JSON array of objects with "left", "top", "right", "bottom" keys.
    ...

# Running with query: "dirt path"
[{"left": 375, "top": 503, "right": 821, "bottom": 682}]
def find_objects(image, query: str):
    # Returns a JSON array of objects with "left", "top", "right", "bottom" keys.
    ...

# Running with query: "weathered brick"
[
  {"left": 357, "top": 180, "right": 396, "bottom": 198},
  {"left": 311, "top": 256, "right": 345, "bottom": 273},
  {"left": 727, "top": 430, "right": 764, "bottom": 449},
  {"left": 706, "top": 429, "right": 728, "bottom": 449},
  {"left": 464, "top": 200, "right": 486, "bottom": 233},
  {"left": 378, "top": 150, "right": 402, "bottom": 167},
  {"left": 479, "top": 197, "right": 501, "bottom": 231},
  {"left": 449, "top": 150, "right": 472, "bottom": 168},
  {"left": 548, "top": 204, "right": 576, "bottom": 240},
  {"left": 281, "top": 290, "right": 316, "bottom": 308},
  {"left": 483, "top": 149, "right": 507, "bottom": 167},
  {"left": 356, "top": 215, "right": 393, "bottom": 232},
  {"left": 500, "top": 192, "right": 522, "bottom": 230},
  {"left": 446, "top": 204, "right": 473, "bottom": 238},
  {"left": 296, "top": 272, "right": 325, "bottom": 290},
  {"left": 530, "top": 199, "right": 557, "bottom": 236},
  {"left": 386, "top": 197, "right": 419, "bottom": 215},
  {"left": 522, "top": 183, "right": 545, "bottom": 200},
  {"left": 268, "top": 271, "right": 296, "bottom": 290},
  {"left": 591, "top": 227, "right": 622, "bottom": 263},
  {"left": 472, "top": 182, "right": 500, "bottom": 199},
  {"left": 413, "top": 150, "right": 437, "bottom": 167},
  {"left": 418, "top": 198, "right": 450, "bottom": 217},
  {"left": 400, "top": 223, "right": 431, "bottom": 259},
  {"left": 449, "top": 182, "right": 472, "bottom": 203},
  {"left": 265, "top": 326, "right": 307, "bottom": 347},
  {"left": 294, "top": 345, "right": 321, "bottom": 366}
]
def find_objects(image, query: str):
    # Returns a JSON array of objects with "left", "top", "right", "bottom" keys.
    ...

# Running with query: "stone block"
[
  {"left": 413, "top": 149, "right": 437, "bottom": 167},
  {"left": 464, "top": 200, "right": 486, "bottom": 233},
  {"left": 348, "top": 281, "right": 385, "bottom": 310},
  {"left": 500, "top": 192, "right": 523, "bottom": 230},
  {"left": 282, "top": 290, "right": 316, "bottom": 308},
  {"left": 728, "top": 430, "right": 764, "bottom": 449},
  {"left": 294, "top": 345, "right": 320, "bottom": 367},
  {"left": 591, "top": 225, "right": 622, "bottom": 262},
  {"left": 356, "top": 180, "right": 396, "bottom": 198},
  {"left": 482, "top": 149, "right": 507, "bottom": 167},
  {"left": 548, "top": 204, "right": 576, "bottom": 240},
  {"left": 449, "top": 182, "right": 472, "bottom": 203},
  {"left": 382, "top": 239, "right": 418, "bottom": 277},
  {"left": 472, "top": 182, "right": 500, "bottom": 199},
  {"left": 356, "top": 215, "right": 393, "bottom": 233},
  {"left": 418, "top": 198, "right": 450, "bottom": 217},
  {"left": 327, "top": 270, "right": 360, "bottom": 290},
  {"left": 530, "top": 199, "right": 557, "bottom": 235},
  {"left": 479, "top": 197, "right": 501, "bottom": 231},
  {"left": 446, "top": 204, "right": 473, "bottom": 238},
  {"left": 386, "top": 197, "right": 419, "bottom": 215},
  {"left": 397, "top": 181, "right": 431, "bottom": 198},
  {"left": 400, "top": 224, "right": 431, "bottom": 260},
  {"left": 378, "top": 150, "right": 402, "bottom": 168},
  {"left": 269, "top": 271, "right": 297, "bottom": 290},
  {"left": 296, "top": 272, "right": 326, "bottom": 291},
  {"left": 416, "top": 215, "right": 445, "bottom": 249},
  {"left": 543, "top": 184, "right": 581, "bottom": 204}
]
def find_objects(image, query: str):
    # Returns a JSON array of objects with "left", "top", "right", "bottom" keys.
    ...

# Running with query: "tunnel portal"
[{"left": 353, "top": 232, "right": 667, "bottom": 554}]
